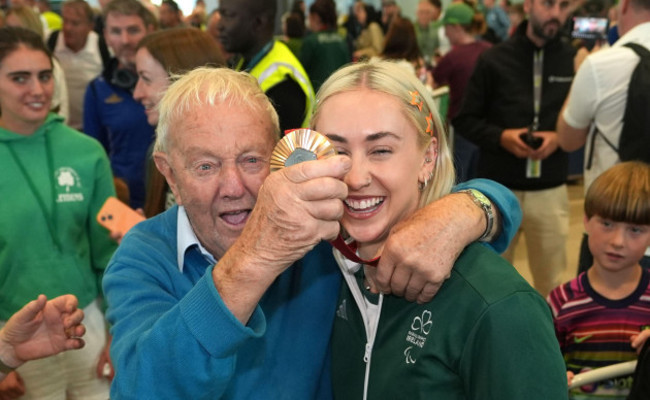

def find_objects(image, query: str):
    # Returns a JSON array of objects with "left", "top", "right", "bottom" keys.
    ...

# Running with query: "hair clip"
[
  {"left": 409, "top": 91, "right": 423, "bottom": 112},
  {"left": 425, "top": 112, "right": 434, "bottom": 136}
]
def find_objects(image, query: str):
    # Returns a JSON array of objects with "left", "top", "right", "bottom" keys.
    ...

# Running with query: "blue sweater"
[{"left": 103, "top": 179, "right": 520, "bottom": 399}]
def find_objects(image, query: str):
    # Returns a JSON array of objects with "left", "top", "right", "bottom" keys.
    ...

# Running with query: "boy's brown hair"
[{"left": 584, "top": 161, "right": 650, "bottom": 225}]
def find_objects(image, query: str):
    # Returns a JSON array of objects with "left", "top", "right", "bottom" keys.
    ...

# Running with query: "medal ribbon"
[{"left": 330, "top": 234, "right": 380, "bottom": 267}]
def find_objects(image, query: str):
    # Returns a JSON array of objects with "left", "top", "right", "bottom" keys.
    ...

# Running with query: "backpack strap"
[
  {"left": 585, "top": 126, "right": 618, "bottom": 170},
  {"left": 624, "top": 42, "right": 650, "bottom": 60},
  {"left": 98, "top": 34, "right": 112, "bottom": 72},
  {"left": 589, "top": 42, "right": 650, "bottom": 169}
]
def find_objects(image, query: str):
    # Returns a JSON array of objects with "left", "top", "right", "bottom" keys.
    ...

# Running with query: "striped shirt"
[{"left": 547, "top": 269, "right": 650, "bottom": 399}]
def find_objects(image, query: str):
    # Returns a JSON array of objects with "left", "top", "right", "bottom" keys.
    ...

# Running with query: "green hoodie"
[{"left": 0, "top": 114, "right": 117, "bottom": 320}]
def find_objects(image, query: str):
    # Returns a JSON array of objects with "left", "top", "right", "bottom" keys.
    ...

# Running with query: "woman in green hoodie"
[{"left": 0, "top": 26, "right": 116, "bottom": 399}]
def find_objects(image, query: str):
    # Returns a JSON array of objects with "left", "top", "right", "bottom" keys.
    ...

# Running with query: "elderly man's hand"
[
  {"left": 375, "top": 192, "right": 486, "bottom": 303},
  {"left": 215, "top": 156, "right": 350, "bottom": 324},
  {"left": 247, "top": 155, "right": 350, "bottom": 266}
]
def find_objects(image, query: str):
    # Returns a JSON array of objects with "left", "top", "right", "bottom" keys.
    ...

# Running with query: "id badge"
[{"left": 526, "top": 158, "right": 541, "bottom": 178}]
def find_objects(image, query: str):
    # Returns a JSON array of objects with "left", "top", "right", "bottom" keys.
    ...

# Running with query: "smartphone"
[
  {"left": 571, "top": 17, "right": 609, "bottom": 40},
  {"left": 97, "top": 197, "right": 145, "bottom": 236}
]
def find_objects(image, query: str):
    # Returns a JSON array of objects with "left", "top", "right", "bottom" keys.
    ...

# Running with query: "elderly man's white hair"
[{"left": 155, "top": 67, "right": 281, "bottom": 153}]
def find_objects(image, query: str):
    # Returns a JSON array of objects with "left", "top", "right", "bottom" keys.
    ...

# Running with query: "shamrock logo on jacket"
[{"left": 411, "top": 310, "right": 433, "bottom": 335}]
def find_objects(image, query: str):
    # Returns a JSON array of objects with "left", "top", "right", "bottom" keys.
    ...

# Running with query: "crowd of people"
[{"left": 0, "top": 0, "right": 649, "bottom": 398}]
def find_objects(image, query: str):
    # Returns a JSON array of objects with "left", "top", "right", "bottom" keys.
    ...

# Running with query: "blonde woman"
[{"left": 311, "top": 60, "right": 568, "bottom": 399}]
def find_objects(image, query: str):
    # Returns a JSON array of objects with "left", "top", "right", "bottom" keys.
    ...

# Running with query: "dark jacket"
[{"left": 453, "top": 21, "right": 575, "bottom": 190}]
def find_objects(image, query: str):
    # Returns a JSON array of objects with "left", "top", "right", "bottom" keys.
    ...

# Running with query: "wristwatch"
[{"left": 459, "top": 189, "right": 494, "bottom": 242}]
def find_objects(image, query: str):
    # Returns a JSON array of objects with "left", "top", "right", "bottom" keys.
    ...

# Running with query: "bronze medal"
[{"left": 270, "top": 129, "right": 336, "bottom": 172}]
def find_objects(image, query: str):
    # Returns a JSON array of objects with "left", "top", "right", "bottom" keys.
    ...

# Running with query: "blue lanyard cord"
[
  {"left": 238, "top": 41, "right": 274, "bottom": 71},
  {"left": 6, "top": 130, "right": 62, "bottom": 250}
]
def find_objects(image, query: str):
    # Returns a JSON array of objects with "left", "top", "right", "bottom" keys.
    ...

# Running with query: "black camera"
[{"left": 519, "top": 126, "right": 543, "bottom": 150}]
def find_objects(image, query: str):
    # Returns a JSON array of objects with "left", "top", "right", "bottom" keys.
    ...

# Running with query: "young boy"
[{"left": 547, "top": 161, "right": 650, "bottom": 400}]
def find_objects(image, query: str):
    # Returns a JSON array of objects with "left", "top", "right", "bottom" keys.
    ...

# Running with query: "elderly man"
[{"left": 104, "top": 67, "right": 520, "bottom": 399}]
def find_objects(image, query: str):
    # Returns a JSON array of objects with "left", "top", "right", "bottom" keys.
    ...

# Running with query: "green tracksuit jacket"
[{"left": 331, "top": 243, "right": 568, "bottom": 400}]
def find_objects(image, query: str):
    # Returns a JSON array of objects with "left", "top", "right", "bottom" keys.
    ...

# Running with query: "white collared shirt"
[
  {"left": 176, "top": 206, "right": 216, "bottom": 272},
  {"left": 563, "top": 22, "right": 650, "bottom": 191}
]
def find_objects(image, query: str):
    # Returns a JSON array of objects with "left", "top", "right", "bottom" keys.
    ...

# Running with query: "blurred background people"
[
  {"left": 35, "top": 0, "right": 61, "bottom": 33},
  {"left": 158, "top": 0, "right": 184, "bottom": 29},
  {"left": 83, "top": 0, "right": 156, "bottom": 209},
  {"left": 205, "top": 9, "right": 231, "bottom": 61},
  {"left": 282, "top": 11, "right": 306, "bottom": 57},
  {"left": 508, "top": 3, "right": 525, "bottom": 37},
  {"left": 433, "top": 2, "right": 490, "bottom": 182},
  {"left": 300, "top": 0, "right": 350, "bottom": 92},
  {"left": 483, "top": 0, "right": 511, "bottom": 42},
  {"left": 218, "top": 0, "right": 314, "bottom": 131},
  {"left": 379, "top": 16, "right": 425, "bottom": 77},
  {"left": 185, "top": 0, "right": 205, "bottom": 28},
  {"left": 48, "top": 0, "right": 109, "bottom": 131},
  {"left": 352, "top": 1, "right": 384, "bottom": 60},
  {"left": 415, "top": 0, "right": 445, "bottom": 65},
  {"left": 454, "top": 0, "right": 575, "bottom": 297},
  {"left": 380, "top": 0, "right": 400, "bottom": 32}
]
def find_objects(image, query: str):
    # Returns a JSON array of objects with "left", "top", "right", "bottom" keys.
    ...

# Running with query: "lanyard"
[
  {"left": 236, "top": 41, "right": 274, "bottom": 72},
  {"left": 6, "top": 131, "right": 61, "bottom": 250},
  {"left": 526, "top": 49, "right": 544, "bottom": 178},
  {"left": 532, "top": 49, "right": 544, "bottom": 131}
]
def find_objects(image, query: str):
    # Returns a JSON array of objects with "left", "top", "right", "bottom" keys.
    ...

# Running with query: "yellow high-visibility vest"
[{"left": 248, "top": 41, "right": 315, "bottom": 128}]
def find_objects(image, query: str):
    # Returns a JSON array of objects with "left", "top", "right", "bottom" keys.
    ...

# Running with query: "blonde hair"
[
  {"left": 585, "top": 161, "right": 650, "bottom": 225},
  {"left": 156, "top": 67, "right": 280, "bottom": 153},
  {"left": 311, "top": 59, "right": 455, "bottom": 208}
]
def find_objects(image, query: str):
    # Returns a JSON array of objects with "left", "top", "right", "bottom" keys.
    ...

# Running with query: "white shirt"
[
  {"left": 176, "top": 206, "right": 215, "bottom": 272},
  {"left": 562, "top": 22, "right": 650, "bottom": 191},
  {"left": 52, "top": 58, "right": 69, "bottom": 124},
  {"left": 54, "top": 31, "right": 105, "bottom": 130}
]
